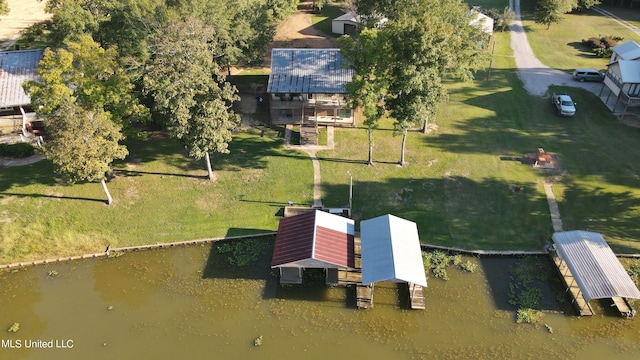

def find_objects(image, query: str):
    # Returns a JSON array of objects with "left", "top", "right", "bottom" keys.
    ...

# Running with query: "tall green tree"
[
  {"left": 535, "top": 0, "right": 575, "bottom": 30},
  {"left": 44, "top": 99, "right": 128, "bottom": 205},
  {"left": 97, "top": 0, "right": 168, "bottom": 72},
  {"left": 339, "top": 28, "right": 387, "bottom": 166},
  {"left": 143, "top": 17, "right": 240, "bottom": 180},
  {"left": 24, "top": 34, "right": 148, "bottom": 134},
  {"left": 266, "top": 0, "right": 299, "bottom": 22},
  {"left": 351, "top": 0, "right": 488, "bottom": 166},
  {"left": 43, "top": 0, "right": 117, "bottom": 45},
  {"left": 500, "top": 6, "right": 516, "bottom": 32},
  {"left": 577, "top": 0, "right": 601, "bottom": 9}
]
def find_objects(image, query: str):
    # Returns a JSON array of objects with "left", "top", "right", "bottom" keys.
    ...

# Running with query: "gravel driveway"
[{"left": 509, "top": 0, "right": 605, "bottom": 97}]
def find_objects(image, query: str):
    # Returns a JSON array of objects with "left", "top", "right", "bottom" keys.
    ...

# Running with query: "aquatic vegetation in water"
[
  {"left": 460, "top": 260, "right": 477, "bottom": 273},
  {"left": 422, "top": 250, "right": 477, "bottom": 280},
  {"left": 629, "top": 260, "right": 640, "bottom": 283},
  {"left": 47, "top": 270, "right": 59, "bottom": 277},
  {"left": 508, "top": 259, "right": 547, "bottom": 324},
  {"left": 516, "top": 308, "right": 541, "bottom": 324},
  {"left": 108, "top": 251, "right": 124, "bottom": 258},
  {"left": 254, "top": 335, "right": 263, "bottom": 346},
  {"left": 7, "top": 323, "right": 19, "bottom": 332},
  {"left": 217, "top": 239, "right": 270, "bottom": 267}
]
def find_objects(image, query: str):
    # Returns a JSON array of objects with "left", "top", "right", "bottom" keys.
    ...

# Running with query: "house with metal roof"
[
  {"left": 600, "top": 41, "right": 640, "bottom": 113},
  {"left": 271, "top": 209, "right": 355, "bottom": 284},
  {"left": 549, "top": 230, "right": 640, "bottom": 317},
  {"left": 0, "top": 49, "right": 44, "bottom": 136},
  {"left": 266, "top": 48, "right": 356, "bottom": 129},
  {"left": 0, "top": 49, "right": 43, "bottom": 108}
]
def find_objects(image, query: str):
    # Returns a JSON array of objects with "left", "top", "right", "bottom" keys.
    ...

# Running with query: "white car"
[{"left": 551, "top": 93, "right": 576, "bottom": 117}]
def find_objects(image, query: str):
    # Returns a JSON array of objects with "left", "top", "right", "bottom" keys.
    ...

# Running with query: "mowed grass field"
[
  {"left": 520, "top": 0, "right": 640, "bottom": 72},
  {"left": 320, "top": 28, "right": 640, "bottom": 253},
  {"left": 0, "top": 129, "right": 313, "bottom": 263},
  {"left": 2, "top": 1, "right": 640, "bottom": 263}
]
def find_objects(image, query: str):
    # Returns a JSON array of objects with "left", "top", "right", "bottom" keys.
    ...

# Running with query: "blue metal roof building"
[
  {"left": 267, "top": 48, "right": 354, "bottom": 94},
  {"left": 0, "top": 49, "right": 44, "bottom": 108}
]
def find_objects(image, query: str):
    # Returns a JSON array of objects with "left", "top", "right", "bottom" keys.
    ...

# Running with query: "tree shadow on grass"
[
  {"left": 116, "top": 169, "right": 205, "bottom": 179},
  {"left": 0, "top": 159, "right": 56, "bottom": 192},
  {"left": 0, "top": 192, "right": 106, "bottom": 203}
]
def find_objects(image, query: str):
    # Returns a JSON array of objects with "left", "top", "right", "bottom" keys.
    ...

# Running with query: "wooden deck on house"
[
  {"left": 408, "top": 282, "right": 425, "bottom": 310},
  {"left": 549, "top": 252, "right": 594, "bottom": 316}
]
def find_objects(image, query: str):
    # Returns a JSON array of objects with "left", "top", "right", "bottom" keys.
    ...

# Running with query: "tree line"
[
  {"left": 339, "top": 0, "right": 490, "bottom": 166},
  {"left": 23, "top": 0, "right": 298, "bottom": 204}
]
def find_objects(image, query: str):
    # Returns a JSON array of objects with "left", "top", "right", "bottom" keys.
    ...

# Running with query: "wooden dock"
[
  {"left": 612, "top": 297, "right": 636, "bottom": 318},
  {"left": 326, "top": 236, "right": 374, "bottom": 309},
  {"left": 408, "top": 282, "right": 425, "bottom": 310},
  {"left": 549, "top": 252, "right": 594, "bottom": 316},
  {"left": 356, "top": 284, "right": 373, "bottom": 309}
]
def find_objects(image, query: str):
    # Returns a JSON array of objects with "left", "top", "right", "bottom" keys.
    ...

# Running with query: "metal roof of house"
[
  {"left": 271, "top": 210, "right": 355, "bottom": 268},
  {"left": 552, "top": 231, "right": 640, "bottom": 302},
  {"left": 614, "top": 60, "right": 640, "bottom": 83},
  {"left": 267, "top": 48, "right": 354, "bottom": 94},
  {"left": 360, "top": 214, "right": 427, "bottom": 287},
  {"left": 612, "top": 41, "right": 640, "bottom": 61},
  {"left": 0, "top": 49, "right": 43, "bottom": 107}
]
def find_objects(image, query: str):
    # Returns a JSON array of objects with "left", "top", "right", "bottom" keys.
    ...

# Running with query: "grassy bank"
[
  {"left": 3, "top": 5, "right": 640, "bottom": 262},
  {"left": 319, "top": 29, "right": 640, "bottom": 252},
  {"left": 0, "top": 129, "right": 313, "bottom": 263}
]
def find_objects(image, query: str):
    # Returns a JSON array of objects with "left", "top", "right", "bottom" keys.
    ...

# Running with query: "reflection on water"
[{"left": 0, "top": 242, "right": 639, "bottom": 360}]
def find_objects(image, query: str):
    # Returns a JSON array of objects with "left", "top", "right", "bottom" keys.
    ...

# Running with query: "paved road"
[{"left": 509, "top": 0, "right": 607, "bottom": 96}]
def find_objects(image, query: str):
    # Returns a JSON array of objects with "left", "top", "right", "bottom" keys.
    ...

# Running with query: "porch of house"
[
  {"left": 268, "top": 95, "right": 355, "bottom": 126},
  {"left": 597, "top": 85, "right": 640, "bottom": 126}
]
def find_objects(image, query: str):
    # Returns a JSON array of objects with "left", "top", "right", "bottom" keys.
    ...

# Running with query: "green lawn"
[
  {"left": 0, "top": 129, "right": 313, "bottom": 263},
  {"left": 320, "top": 29, "right": 640, "bottom": 253},
  {"left": 3, "top": 2, "right": 640, "bottom": 263},
  {"left": 520, "top": 0, "right": 640, "bottom": 73},
  {"left": 599, "top": 4, "right": 640, "bottom": 29},
  {"left": 311, "top": 2, "right": 346, "bottom": 38}
]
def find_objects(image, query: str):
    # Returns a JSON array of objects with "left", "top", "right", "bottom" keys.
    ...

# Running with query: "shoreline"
[{"left": 3, "top": 232, "right": 639, "bottom": 270}]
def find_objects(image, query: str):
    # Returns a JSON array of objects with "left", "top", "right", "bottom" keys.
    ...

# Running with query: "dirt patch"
[
  {"left": 236, "top": 1, "right": 340, "bottom": 74},
  {"left": 0, "top": 0, "right": 50, "bottom": 49}
]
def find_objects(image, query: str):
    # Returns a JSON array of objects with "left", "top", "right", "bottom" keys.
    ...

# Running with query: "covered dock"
[
  {"left": 549, "top": 231, "right": 640, "bottom": 317},
  {"left": 271, "top": 210, "right": 355, "bottom": 284},
  {"left": 360, "top": 214, "right": 428, "bottom": 309}
]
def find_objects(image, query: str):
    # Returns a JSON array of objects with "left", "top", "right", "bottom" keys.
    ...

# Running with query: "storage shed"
[{"left": 331, "top": 12, "right": 360, "bottom": 36}]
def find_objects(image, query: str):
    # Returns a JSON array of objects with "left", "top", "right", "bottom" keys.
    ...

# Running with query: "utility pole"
[{"left": 347, "top": 171, "right": 353, "bottom": 215}]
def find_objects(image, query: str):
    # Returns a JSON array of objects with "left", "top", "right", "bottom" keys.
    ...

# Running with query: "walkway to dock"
[
  {"left": 284, "top": 125, "right": 335, "bottom": 208},
  {"left": 543, "top": 181, "right": 564, "bottom": 232}
]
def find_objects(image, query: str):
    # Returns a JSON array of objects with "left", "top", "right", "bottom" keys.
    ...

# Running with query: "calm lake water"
[{"left": 1, "top": 241, "right": 639, "bottom": 360}]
